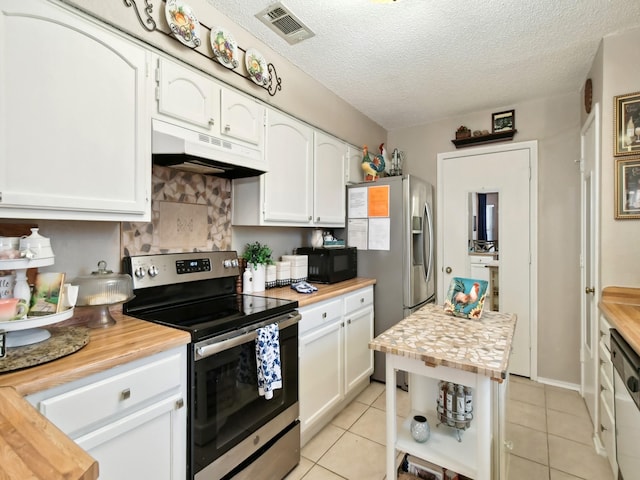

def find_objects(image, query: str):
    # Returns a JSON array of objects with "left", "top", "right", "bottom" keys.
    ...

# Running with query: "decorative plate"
[
  {"left": 165, "top": 0, "right": 201, "bottom": 49},
  {"left": 245, "top": 48, "right": 269, "bottom": 87},
  {"left": 443, "top": 277, "right": 488, "bottom": 319},
  {"left": 210, "top": 27, "right": 239, "bottom": 69}
]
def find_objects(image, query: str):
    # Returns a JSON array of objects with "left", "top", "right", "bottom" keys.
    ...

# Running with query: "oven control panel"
[
  {"left": 176, "top": 258, "right": 211, "bottom": 274},
  {"left": 125, "top": 251, "right": 240, "bottom": 289}
]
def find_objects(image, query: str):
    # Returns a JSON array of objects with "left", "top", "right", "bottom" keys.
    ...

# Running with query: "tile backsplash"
[{"left": 122, "top": 166, "right": 232, "bottom": 256}]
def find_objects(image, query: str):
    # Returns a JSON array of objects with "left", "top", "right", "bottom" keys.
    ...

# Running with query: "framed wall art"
[
  {"left": 614, "top": 91, "right": 640, "bottom": 156},
  {"left": 615, "top": 157, "right": 640, "bottom": 219},
  {"left": 491, "top": 110, "right": 515, "bottom": 133}
]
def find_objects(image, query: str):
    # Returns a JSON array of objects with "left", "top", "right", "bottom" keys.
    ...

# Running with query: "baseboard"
[{"left": 534, "top": 376, "right": 581, "bottom": 392}]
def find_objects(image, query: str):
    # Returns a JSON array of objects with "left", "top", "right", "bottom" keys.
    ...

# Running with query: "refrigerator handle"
[{"left": 423, "top": 202, "right": 434, "bottom": 283}]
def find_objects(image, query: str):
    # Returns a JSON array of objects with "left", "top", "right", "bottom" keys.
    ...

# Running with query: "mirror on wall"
[{"left": 468, "top": 192, "right": 499, "bottom": 252}]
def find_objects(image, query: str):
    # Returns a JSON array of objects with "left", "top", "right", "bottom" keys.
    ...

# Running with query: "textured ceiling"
[{"left": 206, "top": 0, "right": 640, "bottom": 131}]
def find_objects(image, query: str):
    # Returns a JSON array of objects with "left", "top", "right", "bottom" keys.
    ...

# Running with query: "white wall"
[
  {"left": 598, "top": 27, "right": 640, "bottom": 287},
  {"left": 389, "top": 93, "right": 583, "bottom": 384}
]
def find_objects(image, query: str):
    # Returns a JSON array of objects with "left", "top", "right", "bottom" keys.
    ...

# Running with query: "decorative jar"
[{"left": 410, "top": 414, "right": 430, "bottom": 443}]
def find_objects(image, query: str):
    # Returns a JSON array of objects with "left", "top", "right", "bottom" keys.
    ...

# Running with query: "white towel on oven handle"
[{"left": 255, "top": 323, "right": 282, "bottom": 400}]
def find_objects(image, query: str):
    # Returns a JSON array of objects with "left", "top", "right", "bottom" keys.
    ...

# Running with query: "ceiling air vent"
[{"left": 255, "top": 2, "right": 315, "bottom": 45}]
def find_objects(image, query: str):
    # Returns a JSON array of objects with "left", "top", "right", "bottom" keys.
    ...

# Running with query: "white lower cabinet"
[
  {"left": 299, "top": 286, "right": 374, "bottom": 445},
  {"left": 27, "top": 347, "right": 187, "bottom": 480},
  {"left": 597, "top": 315, "right": 617, "bottom": 477}
]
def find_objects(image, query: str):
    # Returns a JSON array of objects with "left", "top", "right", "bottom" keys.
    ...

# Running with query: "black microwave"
[{"left": 295, "top": 247, "right": 357, "bottom": 284}]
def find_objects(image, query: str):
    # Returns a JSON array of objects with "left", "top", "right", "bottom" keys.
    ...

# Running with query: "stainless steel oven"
[{"left": 123, "top": 252, "right": 301, "bottom": 480}]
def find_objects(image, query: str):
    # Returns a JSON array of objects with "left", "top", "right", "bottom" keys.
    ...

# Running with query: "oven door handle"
[{"left": 195, "top": 312, "right": 301, "bottom": 361}]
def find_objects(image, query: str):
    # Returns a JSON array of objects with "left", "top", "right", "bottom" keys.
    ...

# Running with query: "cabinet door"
[
  {"left": 220, "top": 88, "right": 264, "bottom": 147},
  {"left": 156, "top": 56, "right": 220, "bottom": 132},
  {"left": 0, "top": 1, "right": 151, "bottom": 221},
  {"left": 346, "top": 143, "right": 364, "bottom": 184},
  {"left": 76, "top": 394, "right": 186, "bottom": 480},
  {"left": 299, "top": 319, "right": 343, "bottom": 433},
  {"left": 263, "top": 109, "right": 313, "bottom": 223},
  {"left": 313, "top": 131, "right": 346, "bottom": 226},
  {"left": 344, "top": 305, "right": 374, "bottom": 394}
]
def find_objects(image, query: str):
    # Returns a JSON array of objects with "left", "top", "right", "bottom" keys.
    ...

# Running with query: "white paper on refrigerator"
[
  {"left": 347, "top": 218, "right": 368, "bottom": 250},
  {"left": 368, "top": 217, "right": 390, "bottom": 250}
]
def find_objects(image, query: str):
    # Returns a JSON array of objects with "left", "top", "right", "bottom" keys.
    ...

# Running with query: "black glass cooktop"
[{"left": 131, "top": 293, "right": 298, "bottom": 341}]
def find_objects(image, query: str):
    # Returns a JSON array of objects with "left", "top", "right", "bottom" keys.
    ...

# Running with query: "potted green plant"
[{"left": 241, "top": 242, "right": 273, "bottom": 292}]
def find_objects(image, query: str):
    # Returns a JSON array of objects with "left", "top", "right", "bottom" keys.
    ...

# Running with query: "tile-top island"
[{"left": 369, "top": 303, "right": 517, "bottom": 480}]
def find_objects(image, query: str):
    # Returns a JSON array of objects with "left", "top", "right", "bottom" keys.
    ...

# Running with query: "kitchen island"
[{"left": 369, "top": 303, "right": 516, "bottom": 480}]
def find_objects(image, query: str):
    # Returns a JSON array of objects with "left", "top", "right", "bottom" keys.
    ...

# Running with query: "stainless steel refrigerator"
[{"left": 346, "top": 174, "right": 435, "bottom": 388}]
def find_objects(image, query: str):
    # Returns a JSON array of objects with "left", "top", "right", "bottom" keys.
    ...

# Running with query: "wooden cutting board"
[{"left": 0, "top": 386, "right": 98, "bottom": 479}]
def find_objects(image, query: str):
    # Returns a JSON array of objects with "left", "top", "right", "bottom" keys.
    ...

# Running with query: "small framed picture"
[
  {"left": 615, "top": 157, "right": 640, "bottom": 219},
  {"left": 614, "top": 91, "right": 640, "bottom": 156},
  {"left": 29, "top": 272, "right": 66, "bottom": 316},
  {"left": 491, "top": 109, "right": 515, "bottom": 133}
]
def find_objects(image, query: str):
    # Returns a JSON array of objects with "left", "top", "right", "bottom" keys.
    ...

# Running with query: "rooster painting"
[
  {"left": 362, "top": 144, "right": 386, "bottom": 181},
  {"left": 444, "top": 277, "right": 488, "bottom": 319}
]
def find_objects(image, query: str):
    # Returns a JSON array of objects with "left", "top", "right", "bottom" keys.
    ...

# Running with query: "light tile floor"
[{"left": 285, "top": 375, "right": 615, "bottom": 480}]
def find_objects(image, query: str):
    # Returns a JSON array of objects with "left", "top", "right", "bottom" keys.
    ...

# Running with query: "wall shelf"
[{"left": 451, "top": 130, "right": 517, "bottom": 148}]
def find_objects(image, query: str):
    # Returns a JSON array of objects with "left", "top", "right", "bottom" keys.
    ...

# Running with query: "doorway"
[
  {"left": 437, "top": 141, "right": 538, "bottom": 378},
  {"left": 580, "top": 103, "right": 600, "bottom": 425}
]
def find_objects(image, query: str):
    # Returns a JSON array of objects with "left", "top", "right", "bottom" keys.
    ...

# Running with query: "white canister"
[
  {"left": 250, "top": 263, "right": 266, "bottom": 292},
  {"left": 0, "top": 274, "right": 15, "bottom": 299},
  {"left": 242, "top": 268, "right": 253, "bottom": 294}
]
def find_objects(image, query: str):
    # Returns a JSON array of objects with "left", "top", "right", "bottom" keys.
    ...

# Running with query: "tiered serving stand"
[{"left": 0, "top": 257, "right": 74, "bottom": 347}]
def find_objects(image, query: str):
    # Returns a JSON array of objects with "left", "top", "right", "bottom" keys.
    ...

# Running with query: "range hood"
[{"left": 151, "top": 119, "right": 266, "bottom": 178}]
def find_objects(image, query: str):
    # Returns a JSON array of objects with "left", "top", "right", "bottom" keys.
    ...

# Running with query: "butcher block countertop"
[
  {"left": 0, "top": 386, "right": 98, "bottom": 480},
  {"left": 0, "top": 308, "right": 191, "bottom": 396},
  {"left": 369, "top": 303, "right": 517, "bottom": 381},
  {"left": 599, "top": 286, "right": 640, "bottom": 354},
  {"left": 253, "top": 277, "right": 376, "bottom": 307}
]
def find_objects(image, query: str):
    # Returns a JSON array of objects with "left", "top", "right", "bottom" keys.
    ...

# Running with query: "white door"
[
  {"left": 580, "top": 104, "right": 600, "bottom": 423},
  {"left": 438, "top": 141, "right": 537, "bottom": 378}
]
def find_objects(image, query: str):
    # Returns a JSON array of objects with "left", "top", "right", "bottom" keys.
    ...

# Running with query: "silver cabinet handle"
[
  {"left": 121, "top": 388, "right": 131, "bottom": 401},
  {"left": 208, "top": 118, "right": 215, "bottom": 126},
  {"left": 224, "top": 124, "right": 231, "bottom": 131},
  {"left": 175, "top": 398, "right": 184, "bottom": 410}
]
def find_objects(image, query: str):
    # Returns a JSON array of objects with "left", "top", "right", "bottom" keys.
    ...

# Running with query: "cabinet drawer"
[
  {"left": 599, "top": 316, "right": 612, "bottom": 351},
  {"left": 599, "top": 398, "right": 616, "bottom": 476},
  {"left": 39, "top": 353, "right": 182, "bottom": 436},
  {"left": 599, "top": 341, "right": 614, "bottom": 388},
  {"left": 299, "top": 299, "right": 342, "bottom": 335},
  {"left": 599, "top": 365, "right": 614, "bottom": 414},
  {"left": 468, "top": 255, "right": 496, "bottom": 265},
  {"left": 344, "top": 287, "right": 373, "bottom": 314}
]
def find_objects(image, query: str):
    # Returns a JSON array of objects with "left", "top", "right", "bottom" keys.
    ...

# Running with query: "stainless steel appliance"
[
  {"left": 346, "top": 174, "right": 435, "bottom": 387},
  {"left": 611, "top": 329, "right": 640, "bottom": 480},
  {"left": 294, "top": 246, "right": 357, "bottom": 284},
  {"left": 123, "top": 251, "right": 300, "bottom": 480}
]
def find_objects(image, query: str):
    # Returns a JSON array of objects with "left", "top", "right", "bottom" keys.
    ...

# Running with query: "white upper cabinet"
[
  {"left": 155, "top": 56, "right": 265, "bottom": 151},
  {"left": 155, "top": 56, "right": 221, "bottom": 132},
  {"left": 346, "top": 143, "right": 365, "bottom": 184},
  {"left": 0, "top": 0, "right": 151, "bottom": 221},
  {"left": 220, "top": 88, "right": 264, "bottom": 148},
  {"left": 232, "top": 109, "right": 347, "bottom": 227},
  {"left": 314, "top": 131, "right": 346, "bottom": 225}
]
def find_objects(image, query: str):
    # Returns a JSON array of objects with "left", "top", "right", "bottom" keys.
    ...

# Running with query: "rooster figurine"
[{"left": 361, "top": 144, "right": 386, "bottom": 182}]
